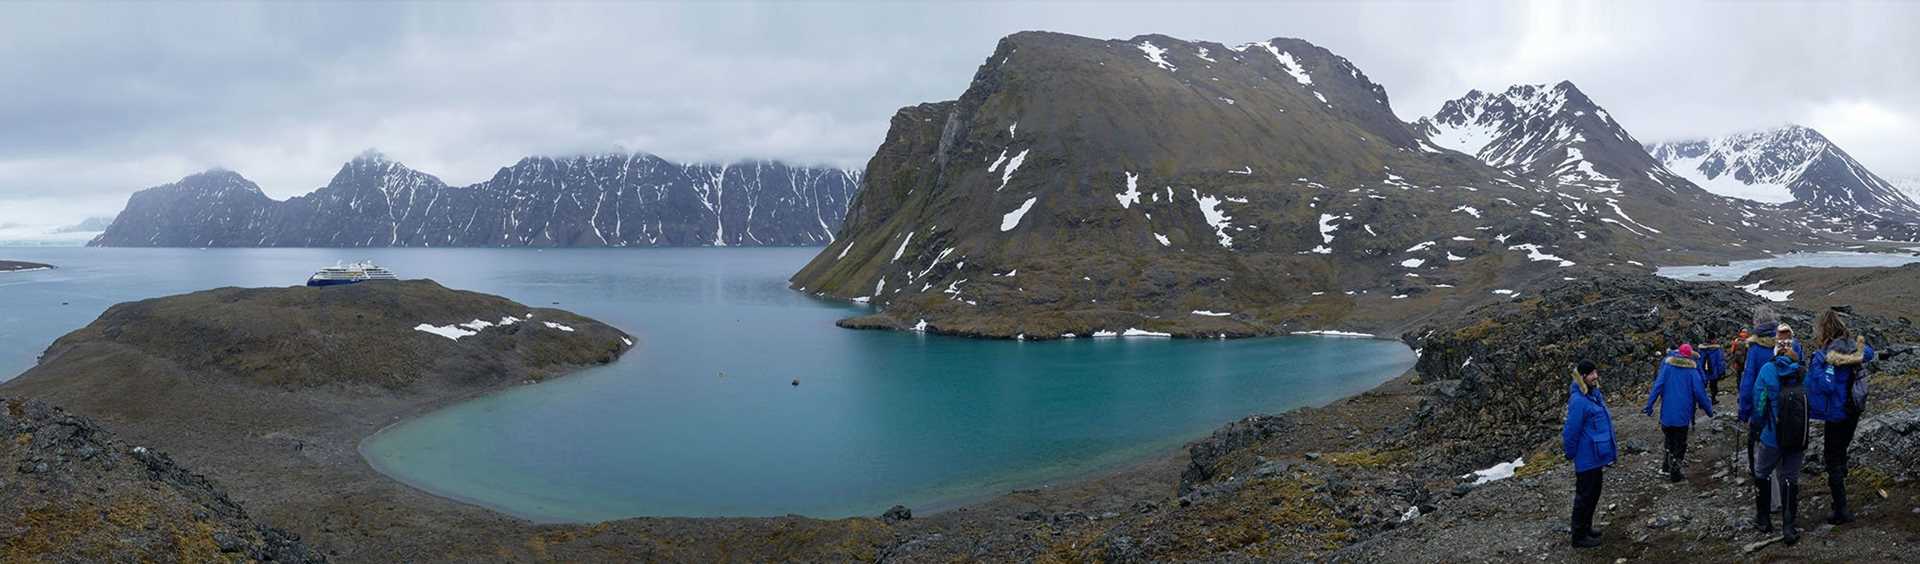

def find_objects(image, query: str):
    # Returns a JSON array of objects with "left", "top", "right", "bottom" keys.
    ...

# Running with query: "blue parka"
[
  {"left": 1698, "top": 344, "right": 1727, "bottom": 382},
  {"left": 1563, "top": 374, "right": 1618, "bottom": 472},
  {"left": 1808, "top": 337, "right": 1876, "bottom": 422},
  {"left": 1754, "top": 354, "right": 1804, "bottom": 449},
  {"left": 1738, "top": 330, "right": 1803, "bottom": 422},
  {"left": 1643, "top": 352, "right": 1715, "bottom": 427}
]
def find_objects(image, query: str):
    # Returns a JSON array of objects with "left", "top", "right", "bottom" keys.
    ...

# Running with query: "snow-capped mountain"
[
  {"left": 90, "top": 152, "right": 861, "bottom": 247},
  {"left": 1415, "top": 82, "right": 1819, "bottom": 252},
  {"left": 1647, "top": 126, "right": 1920, "bottom": 223},
  {"left": 790, "top": 33, "right": 1828, "bottom": 339}
]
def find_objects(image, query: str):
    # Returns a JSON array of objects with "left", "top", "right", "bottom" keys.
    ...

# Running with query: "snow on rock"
[
  {"left": 891, "top": 232, "right": 915, "bottom": 262},
  {"left": 988, "top": 149, "right": 1009, "bottom": 172},
  {"left": 1447, "top": 252, "right": 1467, "bottom": 261},
  {"left": 621, "top": 337, "right": 633, "bottom": 346},
  {"left": 1137, "top": 41, "right": 1176, "bottom": 71},
  {"left": 543, "top": 321, "right": 575, "bottom": 332},
  {"left": 996, "top": 149, "right": 1030, "bottom": 191},
  {"left": 1192, "top": 189, "right": 1235, "bottom": 248},
  {"left": 1191, "top": 310, "right": 1232, "bottom": 317},
  {"left": 1400, "top": 258, "right": 1426, "bottom": 268},
  {"left": 1405, "top": 241, "right": 1435, "bottom": 253},
  {"left": 1154, "top": 233, "right": 1171, "bottom": 246},
  {"left": 1463, "top": 457, "right": 1526, "bottom": 485},
  {"left": 1000, "top": 197, "right": 1038, "bottom": 231},
  {"left": 1507, "top": 243, "right": 1576, "bottom": 267},
  {"left": 413, "top": 323, "right": 477, "bottom": 340},
  {"left": 1230, "top": 166, "right": 1253, "bottom": 175},
  {"left": 1122, "top": 328, "right": 1173, "bottom": 337},
  {"left": 912, "top": 319, "right": 930, "bottom": 333},
  {"left": 1091, "top": 330, "right": 1120, "bottom": 338},
  {"left": 1452, "top": 205, "right": 1482, "bottom": 218},
  {"left": 1116, "top": 172, "right": 1142, "bottom": 209},
  {"left": 1194, "top": 47, "right": 1216, "bottom": 63},
  {"left": 1291, "top": 330, "right": 1376, "bottom": 338},
  {"left": 1273, "top": 49, "right": 1313, "bottom": 85},
  {"left": 1738, "top": 279, "right": 1795, "bottom": 302}
]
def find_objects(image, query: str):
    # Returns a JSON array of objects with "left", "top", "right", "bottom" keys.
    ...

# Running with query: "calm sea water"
[
  {"left": 1655, "top": 251, "right": 1920, "bottom": 281},
  {"left": 0, "top": 247, "right": 1414, "bottom": 521}
]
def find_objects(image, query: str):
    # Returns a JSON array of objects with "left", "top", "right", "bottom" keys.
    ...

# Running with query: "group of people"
[{"left": 1561, "top": 306, "right": 1879, "bottom": 549}]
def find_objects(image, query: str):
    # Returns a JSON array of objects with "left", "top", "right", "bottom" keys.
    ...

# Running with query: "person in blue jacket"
[
  {"left": 1740, "top": 307, "right": 1802, "bottom": 423},
  {"left": 1643, "top": 343, "right": 1715, "bottom": 482},
  {"left": 1807, "top": 309, "right": 1876, "bottom": 525},
  {"left": 1739, "top": 307, "right": 1800, "bottom": 507},
  {"left": 1698, "top": 341, "right": 1728, "bottom": 399},
  {"left": 1753, "top": 343, "right": 1810, "bottom": 545},
  {"left": 1563, "top": 360, "right": 1616, "bottom": 548}
]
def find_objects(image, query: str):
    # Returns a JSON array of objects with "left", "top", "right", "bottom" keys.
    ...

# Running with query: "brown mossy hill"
[
  {"left": 0, "top": 280, "right": 635, "bottom": 563},
  {"left": 0, "top": 397, "right": 322, "bottom": 563},
  {"left": 27, "top": 279, "right": 630, "bottom": 391},
  {"left": 0, "top": 260, "right": 53, "bottom": 272},
  {"left": 1739, "top": 262, "right": 1920, "bottom": 323}
]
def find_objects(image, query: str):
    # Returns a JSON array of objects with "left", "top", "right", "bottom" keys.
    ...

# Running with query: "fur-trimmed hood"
[
  {"left": 1826, "top": 337, "right": 1867, "bottom": 366},
  {"left": 1663, "top": 354, "right": 1698, "bottom": 369},
  {"left": 1748, "top": 334, "right": 1778, "bottom": 348}
]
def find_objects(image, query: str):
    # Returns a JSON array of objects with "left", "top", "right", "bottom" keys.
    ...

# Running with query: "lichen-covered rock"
[{"left": 0, "top": 398, "right": 323, "bottom": 562}]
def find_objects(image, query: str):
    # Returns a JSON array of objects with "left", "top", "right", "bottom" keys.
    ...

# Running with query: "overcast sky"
[{"left": 2, "top": 1, "right": 1914, "bottom": 231}]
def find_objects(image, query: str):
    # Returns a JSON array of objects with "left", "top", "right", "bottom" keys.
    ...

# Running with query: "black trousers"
[
  {"left": 1663, "top": 425, "right": 1689, "bottom": 467},
  {"left": 1708, "top": 377, "right": 1722, "bottom": 400},
  {"left": 1826, "top": 418, "right": 1859, "bottom": 511},
  {"left": 1826, "top": 418, "right": 1859, "bottom": 471},
  {"left": 1572, "top": 468, "right": 1605, "bottom": 536}
]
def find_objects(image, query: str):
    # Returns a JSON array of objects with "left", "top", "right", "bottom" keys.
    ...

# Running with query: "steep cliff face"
[
  {"left": 89, "top": 170, "right": 276, "bottom": 247},
  {"left": 790, "top": 32, "right": 1823, "bottom": 339},
  {"left": 90, "top": 152, "right": 861, "bottom": 247}
]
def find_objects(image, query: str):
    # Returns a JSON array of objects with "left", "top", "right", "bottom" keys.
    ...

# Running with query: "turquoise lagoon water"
[{"left": 0, "top": 247, "right": 1414, "bottom": 522}]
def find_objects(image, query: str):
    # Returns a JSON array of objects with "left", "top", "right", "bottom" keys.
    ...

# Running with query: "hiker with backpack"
[
  {"left": 1643, "top": 344, "right": 1715, "bottom": 482},
  {"left": 1563, "top": 360, "right": 1616, "bottom": 549},
  {"left": 1740, "top": 308, "right": 1800, "bottom": 512},
  {"left": 1753, "top": 334, "right": 1810, "bottom": 545},
  {"left": 1807, "top": 309, "right": 1876, "bottom": 525}
]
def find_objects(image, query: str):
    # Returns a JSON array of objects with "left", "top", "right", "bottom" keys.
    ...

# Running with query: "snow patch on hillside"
[{"left": 1000, "top": 197, "right": 1038, "bottom": 231}]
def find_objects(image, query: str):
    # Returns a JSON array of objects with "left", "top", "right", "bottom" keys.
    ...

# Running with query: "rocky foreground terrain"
[
  {"left": 1, "top": 398, "right": 322, "bottom": 562},
  {"left": 0, "top": 260, "right": 52, "bottom": 272},
  {"left": 7, "top": 270, "right": 1917, "bottom": 562}
]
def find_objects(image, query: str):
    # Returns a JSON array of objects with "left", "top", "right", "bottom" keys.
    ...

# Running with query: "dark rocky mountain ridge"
[
  {"left": 791, "top": 32, "right": 1832, "bottom": 340},
  {"left": 90, "top": 152, "right": 861, "bottom": 247}
]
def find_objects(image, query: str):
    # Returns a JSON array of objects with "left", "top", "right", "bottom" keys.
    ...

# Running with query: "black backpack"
[{"left": 1776, "top": 370, "right": 1811, "bottom": 452}]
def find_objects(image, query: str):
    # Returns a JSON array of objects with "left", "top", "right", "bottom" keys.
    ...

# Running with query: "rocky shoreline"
[
  {"left": 6, "top": 271, "right": 1919, "bottom": 562},
  {"left": 0, "top": 260, "right": 53, "bottom": 272}
]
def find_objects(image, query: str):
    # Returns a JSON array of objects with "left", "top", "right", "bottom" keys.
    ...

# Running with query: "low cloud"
[{"left": 1, "top": 1, "right": 1913, "bottom": 230}]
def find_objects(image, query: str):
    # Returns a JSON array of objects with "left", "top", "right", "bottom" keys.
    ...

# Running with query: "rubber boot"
[
  {"left": 1828, "top": 467, "right": 1855, "bottom": 525},
  {"left": 1782, "top": 481, "right": 1800, "bottom": 545},
  {"left": 1753, "top": 478, "right": 1773, "bottom": 533}
]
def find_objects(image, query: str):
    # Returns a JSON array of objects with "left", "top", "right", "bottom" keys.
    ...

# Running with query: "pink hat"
[{"left": 1677, "top": 343, "right": 1696, "bottom": 358}]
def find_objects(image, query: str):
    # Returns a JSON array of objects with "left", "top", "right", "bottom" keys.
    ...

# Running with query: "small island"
[{"left": 0, "top": 259, "right": 53, "bottom": 272}]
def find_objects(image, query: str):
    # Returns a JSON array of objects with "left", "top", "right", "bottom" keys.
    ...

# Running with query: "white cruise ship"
[{"left": 306, "top": 261, "right": 399, "bottom": 287}]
